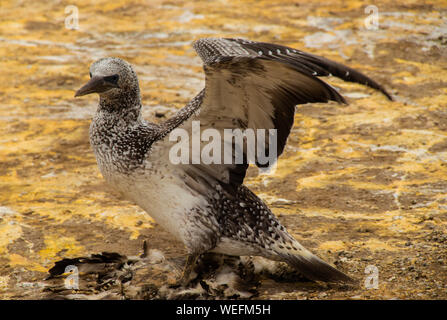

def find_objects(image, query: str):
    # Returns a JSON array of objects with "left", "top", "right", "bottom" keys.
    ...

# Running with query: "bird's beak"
[{"left": 75, "top": 76, "right": 108, "bottom": 97}]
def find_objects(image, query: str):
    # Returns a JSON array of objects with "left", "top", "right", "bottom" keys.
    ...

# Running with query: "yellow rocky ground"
[{"left": 0, "top": 0, "right": 446, "bottom": 299}]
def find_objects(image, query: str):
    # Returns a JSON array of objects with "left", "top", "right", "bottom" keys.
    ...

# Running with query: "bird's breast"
[
  {"left": 93, "top": 152, "right": 208, "bottom": 243},
  {"left": 88, "top": 119, "right": 213, "bottom": 244}
]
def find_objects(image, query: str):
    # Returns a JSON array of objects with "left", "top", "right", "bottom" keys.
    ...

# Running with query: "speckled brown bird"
[{"left": 75, "top": 38, "right": 391, "bottom": 285}]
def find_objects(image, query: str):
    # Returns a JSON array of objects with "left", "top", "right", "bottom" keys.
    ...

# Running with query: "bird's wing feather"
[{"left": 155, "top": 38, "right": 391, "bottom": 189}]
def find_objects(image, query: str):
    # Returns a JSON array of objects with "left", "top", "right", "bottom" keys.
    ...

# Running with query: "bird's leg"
[
  {"left": 169, "top": 252, "right": 200, "bottom": 287},
  {"left": 179, "top": 253, "right": 200, "bottom": 286}
]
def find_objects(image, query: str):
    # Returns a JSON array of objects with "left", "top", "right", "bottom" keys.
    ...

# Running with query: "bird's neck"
[{"left": 98, "top": 88, "right": 142, "bottom": 123}]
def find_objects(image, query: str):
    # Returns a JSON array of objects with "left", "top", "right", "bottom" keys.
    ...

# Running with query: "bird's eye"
[
  {"left": 104, "top": 74, "right": 119, "bottom": 85},
  {"left": 89, "top": 72, "right": 92, "bottom": 78}
]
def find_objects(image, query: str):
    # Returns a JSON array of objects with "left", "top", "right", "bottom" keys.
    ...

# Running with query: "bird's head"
[{"left": 75, "top": 57, "right": 139, "bottom": 101}]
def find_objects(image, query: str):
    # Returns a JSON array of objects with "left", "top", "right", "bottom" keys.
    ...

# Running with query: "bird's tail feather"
[{"left": 274, "top": 244, "right": 356, "bottom": 284}]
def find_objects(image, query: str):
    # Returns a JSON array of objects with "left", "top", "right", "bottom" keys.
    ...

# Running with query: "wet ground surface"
[{"left": 0, "top": 0, "right": 446, "bottom": 299}]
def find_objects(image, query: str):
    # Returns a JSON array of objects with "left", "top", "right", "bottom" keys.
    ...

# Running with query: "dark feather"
[
  {"left": 228, "top": 38, "right": 393, "bottom": 100},
  {"left": 279, "top": 252, "right": 356, "bottom": 284}
]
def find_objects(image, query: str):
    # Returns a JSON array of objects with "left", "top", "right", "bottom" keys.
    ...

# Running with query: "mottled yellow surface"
[{"left": 0, "top": 0, "right": 446, "bottom": 299}]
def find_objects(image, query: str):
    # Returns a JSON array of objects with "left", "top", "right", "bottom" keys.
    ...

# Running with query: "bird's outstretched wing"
[{"left": 157, "top": 38, "right": 391, "bottom": 190}]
